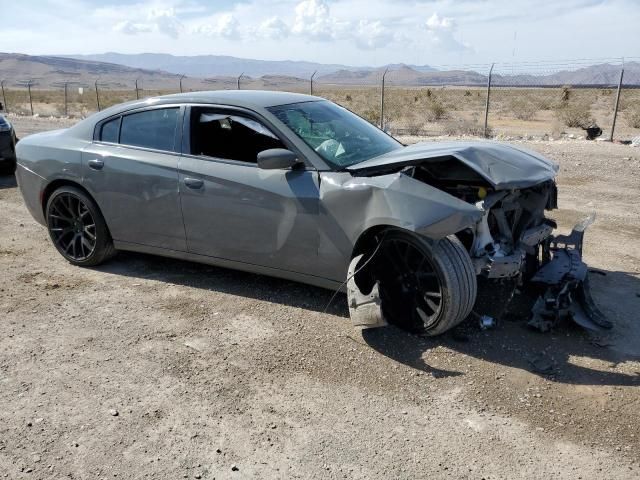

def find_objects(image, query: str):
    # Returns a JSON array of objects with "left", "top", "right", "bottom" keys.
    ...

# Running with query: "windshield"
[{"left": 267, "top": 101, "right": 402, "bottom": 169}]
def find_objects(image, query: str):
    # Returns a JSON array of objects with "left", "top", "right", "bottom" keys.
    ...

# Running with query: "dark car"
[{"left": 0, "top": 113, "right": 17, "bottom": 174}]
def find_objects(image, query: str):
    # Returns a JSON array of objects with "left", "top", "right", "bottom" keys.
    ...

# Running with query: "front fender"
[{"left": 318, "top": 171, "right": 482, "bottom": 281}]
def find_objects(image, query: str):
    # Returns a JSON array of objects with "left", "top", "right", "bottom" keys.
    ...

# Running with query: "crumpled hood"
[{"left": 347, "top": 141, "right": 559, "bottom": 190}]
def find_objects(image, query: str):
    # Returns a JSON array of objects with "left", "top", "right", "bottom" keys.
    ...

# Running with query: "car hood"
[{"left": 346, "top": 141, "right": 559, "bottom": 190}]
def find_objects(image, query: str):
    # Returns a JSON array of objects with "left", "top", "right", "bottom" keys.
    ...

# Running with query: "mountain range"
[
  {"left": 64, "top": 52, "right": 438, "bottom": 78},
  {"left": 1, "top": 52, "right": 637, "bottom": 89}
]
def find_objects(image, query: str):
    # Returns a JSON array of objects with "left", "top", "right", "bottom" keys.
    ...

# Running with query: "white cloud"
[
  {"left": 292, "top": 0, "right": 338, "bottom": 40},
  {"left": 426, "top": 13, "right": 455, "bottom": 31},
  {"left": 355, "top": 19, "right": 394, "bottom": 49},
  {"left": 114, "top": 20, "right": 153, "bottom": 35},
  {"left": 112, "top": 7, "right": 182, "bottom": 39},
  {"left": 257, "top": 17, "right": 290, "bottom": 39},
  {"left": 425, "top": 12, "right": 470, "bottom": 52},
  {"left": 149, "top": 8, "right": 183, "bottom": 39},
  {"left": 194, "top": 13, "right": 240, "bottom": 39}
]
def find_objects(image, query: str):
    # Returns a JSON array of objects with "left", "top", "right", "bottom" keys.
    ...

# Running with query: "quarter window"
[
  {"left": 120, "top": 108, "right": 179, "bottom": 152},
  {"left": 190, "top": 108, "right": 284, "bottom": 163},
  {"left": 100, "top": 117, "right": 120, "bottom": 143}
]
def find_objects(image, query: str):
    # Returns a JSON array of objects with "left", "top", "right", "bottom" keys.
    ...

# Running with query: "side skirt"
[{"left": 113, "top": 240, "right": 343, "bottom": 292}]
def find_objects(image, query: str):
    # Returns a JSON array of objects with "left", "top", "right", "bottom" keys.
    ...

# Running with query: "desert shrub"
[
  {"left": 443, "top": 119, "right": 488, "bottom": 136},
  {"left": 560, "top": 85, "right": 571, "bottom": 103},
  {"left": 627, "top": 104, "right": 640, "bottom": 128},
  {"left": 554, "top": 101, "right": 593, "bottom": 128},
  {"left": 362, "top": 108, "right": 380, "bottom": 125},
  {"left": 509, "top": 98, "right": 538, "bottom": 120},
  {"left": 536, "top": 96, "right": 554, "bottom": 110},
  {"left": 345, "top": 94, "right": 352, "bottom": 102},
  {"left": 425, "top": 100, "right": 447, "bottom": 121}
]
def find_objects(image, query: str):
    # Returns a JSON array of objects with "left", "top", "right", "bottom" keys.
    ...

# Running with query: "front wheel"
[
  {"left": 45, "top": 186, "right": 116, "bottom": 267},
  {"left": 371, "top": 231, "right": 477, "bottom": 336}
]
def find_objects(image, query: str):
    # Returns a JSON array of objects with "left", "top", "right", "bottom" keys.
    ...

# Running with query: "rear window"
[
  {"left": 100, "top": 117, "right": 120, "bottom": 143},
  {"left": 120, "top": 108, "right": 179, "bottom": 151}
]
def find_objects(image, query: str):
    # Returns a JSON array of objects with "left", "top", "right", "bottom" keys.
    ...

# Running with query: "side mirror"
[{"left": 257, "top": 148, "right": 300, "bottom": 170}]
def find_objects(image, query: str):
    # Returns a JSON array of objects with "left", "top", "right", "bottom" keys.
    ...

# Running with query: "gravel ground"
[{"left": 1, "top": 116, "right": 639, "bottom": 479}]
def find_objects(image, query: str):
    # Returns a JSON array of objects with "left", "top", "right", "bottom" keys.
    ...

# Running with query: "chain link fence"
[{"left": 2, "top": 58, "right": 639, "bottom": 141}]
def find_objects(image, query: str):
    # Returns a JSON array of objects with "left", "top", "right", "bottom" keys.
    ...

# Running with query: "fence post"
[
  {"left": 483, "top": 63, "right": 494, "bottom": 138},
  {"left": 609, "top": 68, "right": 624, "bottom": 142},
  {"left": 179, "top": 74, "right": 185, "bottom": 93},
  {"left": 380, "top": 68, "right": 389, "bottom": 130},
  {"left": 135, "top": 78, "right": 140, "bottom": 100},
  {"left": 237, "top": 73, "right": 243, "bottom": 90},
  {"left": 63, "top": 82, "right": 68, "bottom": 117},
  {"left": 310, "top": 70, "right": 317, "bottom": 95},
  {"left": 27, "top": 80, "right": 34, "bottom": 116},
  {"left": 95, "top": 80, "right": 101, "bottom": 112},
  {"left": 0, "top": 80, "right": 7, "bottom": 113}
]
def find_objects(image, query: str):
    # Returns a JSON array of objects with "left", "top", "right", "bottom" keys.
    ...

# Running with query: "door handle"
[
  {"left": 184, "top": 177, "right": 204, "bottom": 189},
  {"left": 87, "top": 158, "right": 104, "bottom": 170}
]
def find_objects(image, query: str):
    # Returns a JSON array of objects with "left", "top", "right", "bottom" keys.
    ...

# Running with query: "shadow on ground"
[
  {"left": 99, "top": 251, "right": 640, "bottom": 388},
  {"left": 98, "top": 251, "right": 347, "bottom": 317},
  {"left": 364, "top": 269, "right": 640, "bottom": 387}
]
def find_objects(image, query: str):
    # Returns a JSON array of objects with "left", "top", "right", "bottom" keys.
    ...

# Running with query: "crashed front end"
[
  {"left": 345, "top": 141, "right": 608, "bottom": 333},
  {"left": 462, "top": 180, "right": 608, "bottom": 332}
]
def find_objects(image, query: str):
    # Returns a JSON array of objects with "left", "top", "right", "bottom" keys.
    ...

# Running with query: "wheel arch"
[
  {"left": 41, "top": 180, "right": 108, "bottom": 234},
  {"left": 42, "top": 179, "right": 91, "bottom": 216}
]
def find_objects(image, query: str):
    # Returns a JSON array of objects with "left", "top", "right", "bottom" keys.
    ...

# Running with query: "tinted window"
[
  {"left": 120, "top": 108, "right": 179, "bottom": 151},
  {"left": 100, "top": 117, "right": 120, "bottom": 143},
  {"left": 190, "top": 108, "right": 284, "bottom": 163}
]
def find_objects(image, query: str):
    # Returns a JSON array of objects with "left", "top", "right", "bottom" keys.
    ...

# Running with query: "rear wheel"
[
  {"left": 45, "top": 186, "right": 116, "bottom": 266},
  {"left": 372, "top": 231, "right": 477, "bottom": 336}
]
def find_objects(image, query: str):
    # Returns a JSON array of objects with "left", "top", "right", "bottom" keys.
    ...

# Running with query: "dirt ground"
[{"left": 1, "top": 116, "right": 639, "bottom": 479}]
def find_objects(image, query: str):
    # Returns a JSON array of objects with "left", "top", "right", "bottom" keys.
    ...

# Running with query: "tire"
[
  {"left": 45, "top": 186, "right": 116, "bottom": 267},
  {"left": 372, "top": 230, "right": 477, "bottom": 336}
]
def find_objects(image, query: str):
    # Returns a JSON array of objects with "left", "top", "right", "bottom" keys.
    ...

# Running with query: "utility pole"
[
  {"left": 179, "top": 74, "right": 186, "bottom": 93},
  {"left": 237, "top": 73, "right": 244, "bottom": 90},
  {"left": 135, "top": 78, "right": 140, "bottom": 100}
]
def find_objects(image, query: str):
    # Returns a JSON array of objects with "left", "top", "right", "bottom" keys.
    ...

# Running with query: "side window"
[
  {"left": 190, "top": 108, "right": 284, "bottom": 163},
  {"left": 120, "top": 108, "right": 179, "bottom": 151},
  {"left": 100, "top": 117, "right": 120, "bottom": 143}
]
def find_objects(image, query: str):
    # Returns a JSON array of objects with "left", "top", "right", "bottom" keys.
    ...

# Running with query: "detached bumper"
[{"left": 528, "top": 213, "right": 611, "bottom": 332}]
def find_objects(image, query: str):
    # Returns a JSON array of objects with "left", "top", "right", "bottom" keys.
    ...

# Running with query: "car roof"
[
  {"left": 158, "top": 90, "right": 320, "bottom": 108},
  {"left": 68, "top": 90, "right": 323, "bottom": 139}
]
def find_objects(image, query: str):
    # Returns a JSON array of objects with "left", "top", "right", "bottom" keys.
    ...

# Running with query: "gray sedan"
[{"left": 15, "top": 91, "right": 607, "bottom": 336}]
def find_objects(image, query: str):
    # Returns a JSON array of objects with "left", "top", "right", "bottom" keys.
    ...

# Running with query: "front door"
[{"left": 178, "top": 107, "right": 320, "bottom": 275}]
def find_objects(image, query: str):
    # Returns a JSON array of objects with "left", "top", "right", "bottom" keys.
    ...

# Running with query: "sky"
[{"left": 3, "top": 0, "right": 639, "bottom": 67}]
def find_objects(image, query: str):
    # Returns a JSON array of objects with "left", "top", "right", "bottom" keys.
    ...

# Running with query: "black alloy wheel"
[
  {"left": 371, "top": 231, "right": 477, "bottom": 336},
  {"left": 46, "top": 186, "right": 116, "bottom": 266}
]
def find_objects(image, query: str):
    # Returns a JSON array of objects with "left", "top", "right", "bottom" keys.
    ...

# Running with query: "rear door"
[
  {"left": 178, "top": 106, "right": 320, "bottom": 275},
  {"left": 82, "top": 106, "right": 187, "bottom": 251}
]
